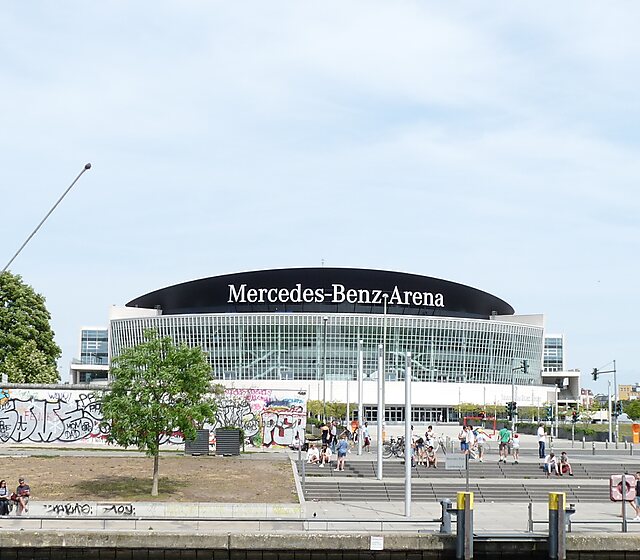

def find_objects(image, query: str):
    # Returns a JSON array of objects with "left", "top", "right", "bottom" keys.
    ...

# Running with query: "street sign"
[{"left": 610, "top": 474, "right": 636, "bottom": 502}]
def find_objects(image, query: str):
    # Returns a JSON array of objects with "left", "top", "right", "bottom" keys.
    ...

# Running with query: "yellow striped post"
[
  {"left": 548, "top": 492, "right": 567, "bottom": 560},
  {"left": 456, "top": 491, "right": 474, "bottom": 559}
]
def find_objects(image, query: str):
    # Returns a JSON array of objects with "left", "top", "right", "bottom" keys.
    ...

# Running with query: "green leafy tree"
[
  {"left": 0, "top": 271, "right": 60, "bottom": 383},
  {"left": 623, "top": 400, "right": 640, "bottom": 420},
  {"left": 100, "top": 329, "right": 217, "bottom": 496}
]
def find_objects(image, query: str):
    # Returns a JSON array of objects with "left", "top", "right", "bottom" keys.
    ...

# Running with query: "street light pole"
[
  {"left": 511, "top": 367, "right": 516, "bottom": 433},
  {"left": 592, "top": 361, "right": 618, "bottom": 443},
  {"left": 613, "top": 360, "right": 619, "bottom": 445},
  {"left": 357, "top": 339, "right": 364, "bottom": 456},
  {"left": 2, "top": 163, "right": 92, "bottom": 273},
  {"left": 322, "top": 316, "right": 328, "bottom": 421},
  {"left": 376, "top": 343, "right": 384, "bottom": 481}
]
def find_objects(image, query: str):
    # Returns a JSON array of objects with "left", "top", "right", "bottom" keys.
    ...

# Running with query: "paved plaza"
[{"left": 0, "top": 426, "right": 639, "bottom": 537}]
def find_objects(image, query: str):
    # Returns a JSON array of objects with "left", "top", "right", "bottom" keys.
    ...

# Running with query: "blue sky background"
[{"left": 1, "top": 3, "right": 638, "bottom": 391}]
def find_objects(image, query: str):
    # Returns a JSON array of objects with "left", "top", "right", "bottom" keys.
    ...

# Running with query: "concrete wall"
[{"left": 0, "top": 386, "right": 306, "bottom": 448}]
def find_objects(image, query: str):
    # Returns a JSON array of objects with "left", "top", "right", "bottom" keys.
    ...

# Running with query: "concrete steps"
[
  {"left": 302, "top": 480, "right": 611, "bottom": 503},
  {"left": 298, "top": 460, "right": 638, "bottom": 480}
]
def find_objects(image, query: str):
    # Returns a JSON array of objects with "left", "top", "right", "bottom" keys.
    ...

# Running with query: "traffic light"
[
  {"left": 614, "top": 401, "right": 623, "bottom": 416},
  {"left": 505, "top": 402, "right": 512, "bottom": 420},
  {"left": 592, "top": 368, "right": 598, "bottom": 381},
  {"left": 545, "top": 405, "right": 554, "bottom": 421},
  {"left": 512, "top": 401, "right": 518, "bottom": 417},
  {"left": 505, "top": 401, "right": 517, "bottom": 420},
  {"left": 571, "top": 410, "right": 578, "bottom": 423},
  {"left": 521, "top": 360, "right": 529, "bottom": 375}
]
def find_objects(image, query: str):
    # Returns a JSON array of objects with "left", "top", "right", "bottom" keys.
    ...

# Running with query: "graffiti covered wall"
[{"left": 0, "top": 387, "right": 306, "bottom": 447}]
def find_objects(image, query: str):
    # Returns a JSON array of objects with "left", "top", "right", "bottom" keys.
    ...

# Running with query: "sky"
[{"left": 1, "top": 2, "right": 639, "bottom": 392}]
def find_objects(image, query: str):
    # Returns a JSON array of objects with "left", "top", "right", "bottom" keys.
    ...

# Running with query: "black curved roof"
[{"left": 126, "top": 268, "right": 514, "bottom": 319}]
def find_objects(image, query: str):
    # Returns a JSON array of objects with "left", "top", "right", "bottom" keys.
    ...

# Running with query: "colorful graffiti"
[{"left": 0, "top": 387, "right": 306, "bottom": 447}]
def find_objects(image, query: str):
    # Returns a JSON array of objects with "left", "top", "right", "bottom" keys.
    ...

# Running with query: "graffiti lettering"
[
  {"left": 0, "top": 388, "right": 306, "bottom": 448},
  {"left": 101, "top": 503, "right": 135, "bottom": 516},
  {"left": 45, "top": 502, "right": 93, "bottom": 516}
]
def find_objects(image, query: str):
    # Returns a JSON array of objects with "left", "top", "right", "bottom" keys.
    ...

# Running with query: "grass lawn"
[{"left": 0, "top": 455, "right": 297, "bottom": 502}]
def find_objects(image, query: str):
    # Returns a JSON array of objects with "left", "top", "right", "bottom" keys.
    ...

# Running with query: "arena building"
[{"left": 104, "top": 268, "right": 558, "bottom": 423}]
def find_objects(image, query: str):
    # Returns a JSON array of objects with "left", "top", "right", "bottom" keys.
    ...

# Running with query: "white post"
[
  {"left": 357, "top": 340, "right": 364, "bottom": 456},
  {"left": 608, "top": 381, "right": 613, "bottom": 443},
  {"left": 376, "top": 344, "right": 384, "bottom": 480},
  {"left": 555, "top": 388, "right": 559, "bottom": 439},
  {"left": 346, "top": 376, "right": 350, "bottom": 429},
  {"left": 614, "top": 359, "right": 619, "bottom": 444},
  {"left": 404, "top": 352, "right": 412, "bottom": 517}
]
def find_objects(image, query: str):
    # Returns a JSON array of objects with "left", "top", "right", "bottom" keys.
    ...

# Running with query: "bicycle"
[{"left": 382, "top": 436, "right": 405, "bottom": 459}]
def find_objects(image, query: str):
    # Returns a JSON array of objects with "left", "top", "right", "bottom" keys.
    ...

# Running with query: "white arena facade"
[{"left": 109, "top": 268, "right": 552, "bottom": 423}]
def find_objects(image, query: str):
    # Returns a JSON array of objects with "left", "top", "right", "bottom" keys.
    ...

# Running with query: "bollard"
[
  {"left": 592, "top": 441, "right": 596, "bottom": 455},
  {"left": 631, "top": 443, "right": 634, "bottom": 457},
  {"left": 440, "top": 498, "right": 453, "bottom": 534},
  {"left": 582, "top": 436, "right": 585, "bottom": 449},
  {"left": 606, "top": 440, "right": 609, "bottom": 450},
  {"left": 456, "top": 491, "right": 474, "bottom": 560},
  {"left": 527, "top": 502, "right": 534, "bottom": 532},
  {"left": 548, "top": 492, "right": 567, "bottom": 560},
  {"left": 566, "top": 503, "right": 576, "bottom": 533}
]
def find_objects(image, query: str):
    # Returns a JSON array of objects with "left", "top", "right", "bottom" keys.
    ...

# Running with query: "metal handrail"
[{"left": 0, "top": 515, "right": 451, "bottom": 533}]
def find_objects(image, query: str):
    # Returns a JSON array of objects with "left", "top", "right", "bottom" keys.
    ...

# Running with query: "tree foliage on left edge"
[
  {"left": 100, "top": 329, "right": 218, "bottom": 456},
  {"left": 0, "top": 271, "right": 61, "bottom": 383}
]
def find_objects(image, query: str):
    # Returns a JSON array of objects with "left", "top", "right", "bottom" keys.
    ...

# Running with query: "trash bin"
[
  {"left": 185, "top": 429, "right": 210, "bottom": 455},
  {"left": 215, "top": 428, "right": 241, "bottom": 456},
  {"left": 632, "top": 423, "right": 640, "bottom": 445}
]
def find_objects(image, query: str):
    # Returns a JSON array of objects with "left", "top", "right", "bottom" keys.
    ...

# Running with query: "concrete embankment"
[{"left": 2, "top": 531, "right": 640, "bottom": 559}]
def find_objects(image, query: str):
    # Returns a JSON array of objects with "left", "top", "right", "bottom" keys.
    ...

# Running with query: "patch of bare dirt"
[{"left": 0, "top": 455, "right": 297, "bottom": 502}]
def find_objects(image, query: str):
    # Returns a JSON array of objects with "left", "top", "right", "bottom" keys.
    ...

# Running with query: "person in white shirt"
[
  {"left": 306, "top": 443, "right": 320, "bottom": 464},
  {"left": 362, "top": 422, "right": 371, "bottom": 452},
  {"left": 537, "top": 423, "right": 546, "bottom": 459},
  {"left": 475, "top": 429, "right": 489, "bottom": 462},
  {"left": 465, "top": 425, "right": 476, "bottom": 458},
  {"left": 319, "top": 444, "right": 332, "bottom": 467},
  {"left": 512, "top": 433, "right": 520, "bottom": 464},
  {"left": 543, "top": 453, "right": 559, "bottom": 477}
]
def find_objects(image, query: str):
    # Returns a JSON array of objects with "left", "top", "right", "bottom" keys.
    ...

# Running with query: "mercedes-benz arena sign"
[{"left": 126, "top": 268, "right": 514, "bottom": 319}]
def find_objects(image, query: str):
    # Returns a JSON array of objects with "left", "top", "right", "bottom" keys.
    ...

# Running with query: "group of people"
[
  {"left": 542, "top": 451, "right": 574, "bottom": 477},
  {"left": 412, "top": 425, "right": 440, "bottom": 468},
  {"left": 306, "top": 435, "right": 350, "bottom": 471},
  {"left": 0, "top": 477, "right": 31, "bottom": 516},
  {"left": 535, "top": 422, "right": 573, "bottom": 477},
  {"left": 457, "top": 424, "right": 504, "bottom": 463}
]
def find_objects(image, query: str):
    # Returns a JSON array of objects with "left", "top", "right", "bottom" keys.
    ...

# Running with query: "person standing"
[
  {"left": 475, "top": 428, "right": 488, "bottom": 462},
  {"left": 465, "top": 424, "right": 476, "bottom": 459},
  {"left": 633, "top": 472, "right": 640, "bottom": 521},
  {"left": 537, "top": 423, "right": 546, "bottom": 459},
  {"left": 320, "top": 422, "right": 330, "bottom": 447},
  {"left": 362, "top": 422, "right": 371, "bottom": 452},
  {"left": 335, "top": 435, "right": 349, "bottom": 471},
  {"left": 330, "top": 421, "right": 338, "bottom": 453},
  {"left": 512, "top": 433, "right": 520, "bottom": 464},
  {"left": 498, "top": 424, "right": 512, "bottom": 463},
  {"left": 458, "top": 426, "right": 468, "bottom": 454}
]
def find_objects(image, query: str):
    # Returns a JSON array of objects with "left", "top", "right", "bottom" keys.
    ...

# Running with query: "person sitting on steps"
[{"left": 14, "top": 477, "right": 30, "bottom": 515}]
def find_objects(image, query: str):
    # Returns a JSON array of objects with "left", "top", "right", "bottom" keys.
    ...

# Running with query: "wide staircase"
[{"left": 297, "top": 460, "right": 636, "bottom": 503}]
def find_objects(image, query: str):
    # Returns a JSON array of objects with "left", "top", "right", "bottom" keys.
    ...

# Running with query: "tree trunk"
[{"left": 151, "top": 451, "right": 160, "bottom": 496}]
